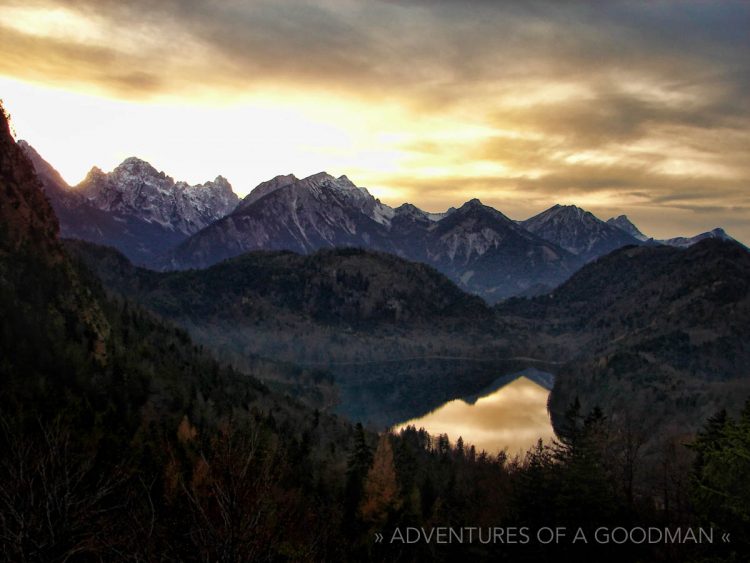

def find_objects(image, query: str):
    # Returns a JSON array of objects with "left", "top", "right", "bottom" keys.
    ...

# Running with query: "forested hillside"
[
  {"left": 499, "top": 241, "right": 750, "bottom": 449},
  {"left": 3, "top": 103, "right": 749, "bottom": 561}
]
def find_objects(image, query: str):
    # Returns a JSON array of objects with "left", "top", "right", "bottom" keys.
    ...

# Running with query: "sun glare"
[
  {"left": 0, "top": 76, "right": 529, "bottom": 203},
  {"left": 0, "top": 77, "right": 415, "bottom": 195}
]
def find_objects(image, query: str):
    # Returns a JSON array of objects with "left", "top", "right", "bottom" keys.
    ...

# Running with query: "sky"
[{"left": 0, "top": 0, "right": 748, "bottom": 242}]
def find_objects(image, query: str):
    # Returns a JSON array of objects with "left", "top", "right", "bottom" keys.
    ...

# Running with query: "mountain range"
[
  {"left": 21, "top": 141, "right": 740, "bottom": 301},
  {"left": 5, "top": 105, "right": 750, "bottom": 560},
  {"left": 521, "top": 204, "right": 643, "bottom": 262},
  {"left": 19, "top": 142, "right": 238, "bottom": 265},
  {"left": 167, "top": 174, "right": 587, "bottom": 301},
  {"left": 1, "top": 101, "right": 402, "bottom": 561}
]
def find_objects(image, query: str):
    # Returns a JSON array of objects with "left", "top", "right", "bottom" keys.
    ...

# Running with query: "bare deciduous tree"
[{"left": 0, "top": 416, "right": 124, "bottom": 562}]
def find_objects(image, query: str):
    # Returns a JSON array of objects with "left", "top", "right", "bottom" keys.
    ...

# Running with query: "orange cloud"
[{"left": 0, "top": 0, "right": 748, "bottom": 242}]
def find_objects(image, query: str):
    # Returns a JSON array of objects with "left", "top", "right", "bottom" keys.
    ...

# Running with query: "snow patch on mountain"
[
  {"left": 76, "top": 157, "right": 239, "bottom": 235},
  {"left": 661, "top": 228, "right": 734, "bottom": 248},
  {"left": 522, "top": 204, "right": 641, "bottom": 261}
]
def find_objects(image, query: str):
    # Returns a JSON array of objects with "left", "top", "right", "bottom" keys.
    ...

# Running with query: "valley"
[
  {"left": 2, "top": 96, "right": 750, "bottom": 561},
  {"left": 66, "top": 232, "right": 750, "bottom": 460},
  {"left": 30, "top": 140, "right": 747, "bottom": 454},
  {"left": 2, "top": 0, "right": 749, "bottom": 558}
]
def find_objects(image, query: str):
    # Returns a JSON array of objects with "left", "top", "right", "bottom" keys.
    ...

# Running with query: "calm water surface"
[{"left": 393, "top": 372, "right": 556, "bottom": 456}]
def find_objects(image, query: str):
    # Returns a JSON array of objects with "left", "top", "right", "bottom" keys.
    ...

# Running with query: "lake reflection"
[{"left": 392, "top": 375, "right": 556, "bottom": 456}]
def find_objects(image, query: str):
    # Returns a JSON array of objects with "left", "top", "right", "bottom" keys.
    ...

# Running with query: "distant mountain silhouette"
[{"left": 21, "top": 143, "right": 742, "bottom": 302}]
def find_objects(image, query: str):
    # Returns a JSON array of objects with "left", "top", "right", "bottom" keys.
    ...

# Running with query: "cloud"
[
  {"left": 0, "top": 0, "right": 748, "bottom": 241},
  {"left": 3, "top": 0, "right": 745, "bottom": 104}
]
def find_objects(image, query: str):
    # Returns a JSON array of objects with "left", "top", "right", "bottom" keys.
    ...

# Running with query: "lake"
[{"left": 392, "top": 368, "right": 557, "bottom": 456}]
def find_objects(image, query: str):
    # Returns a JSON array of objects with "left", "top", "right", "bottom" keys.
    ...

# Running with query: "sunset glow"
[{"left": 1, "top": 0, "right": 748, "bottom": 241}]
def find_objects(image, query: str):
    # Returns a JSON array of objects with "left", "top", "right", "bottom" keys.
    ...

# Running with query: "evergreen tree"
[
  {"left": 690, "top": 406, "right": 750, "bottom": 555},
  {"left": 343, "top": 423, "right": 373, "bottom": 526},
  {"left": 552, "top": 401, "right": 617, "bottom": 528}
]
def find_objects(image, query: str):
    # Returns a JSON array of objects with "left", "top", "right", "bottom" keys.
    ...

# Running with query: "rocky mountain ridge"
[
  {"left": 521, "top": 204, "right": 643, "bottom": 262},
  {"left": 19, "top": 142, "right": 741, "bottom": 300},
  {"left": 77, "top": 156, "right": 238, "bottom": 235},
  {"left": 165, "top": 175, "right": 582, "bottom": 300},
  {"left": 19, "top": 142, "right": 239, "bottom": 265}
]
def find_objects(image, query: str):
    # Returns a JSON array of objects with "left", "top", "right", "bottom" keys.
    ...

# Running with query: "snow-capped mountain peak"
[
  {"left": 522, "top": 204, "right": 641, "bottom": 260},
  {"left": 661, "top": 227, "right": 736, "bottom": 248},
  {"left": 165, "top": 173, "right": 581, "bottom": 300},
  {"left": 75, "top": 157, "right": 239, "bottom": 235},
  {"left": 277, "top": 172, "right": 395, "bottom": 226}
]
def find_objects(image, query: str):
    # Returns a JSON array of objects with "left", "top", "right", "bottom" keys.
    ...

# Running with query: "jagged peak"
[
  {"left": 607, "top": 214, "right": 649, "bottom": 241},
  {"left": 118, "top": 156, "right": 154, "bottom": 168},
  {"left": 552, "top": 204, "right": 588, "bottom": 215},
  {"left": 333, "top": 174, "right": 361, "bottom": 191},
  {"left": 212, "top": 175, "right": 232, "bottom": 189},
  {"left": 460, "top": 198, "right": 485, "bottom": 209},
  {"left": 246, "top": 174, "right": 297, "bottom": 193},
  {"left": 120, "top": 156, "right": 151, "bottom": 166},
  {"left": 301, "top": 171, "right": 364, "bottom": 190},
  {"left": 456, "top": 199, "right": 506, "bottom": 216},
  {"left": 394, "top": 202, "right": 429, "bottom": 220},
  {"left": 269, "top": 173, "right": 298, "bottom": 184},
  {"left": 116, "top": 156, "right": 171, "bottom": 178},
  {"left": 396, "top": 202, "right": 422, "bottom": 213},
  {"left": 450, "top": 198, "right": 515, "bottom": 225},
  {"left": 607, "top": 214, "right": 639, "bottom": 227},
  {"left": 527, "top": 203, "right": 601, "bottom": 225},
  {"left": 181, "top": 175, "right": 235, "bottom": 194},
  {"left": 298, "top": 171, "right": 375, "bottom": 200},
  {"left": 236, "top": 174, "right": 300, "bottom": 210},
  {"left": 83, "top": 165, "right": 106, "bottom": 180},
  {"left": 304, "top": 171, "right": 336, "bottom": 184}
]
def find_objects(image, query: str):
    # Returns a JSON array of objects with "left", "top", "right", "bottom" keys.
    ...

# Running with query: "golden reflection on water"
[{"left": 393, "top": 376, "right": 555, "bottom": 456}]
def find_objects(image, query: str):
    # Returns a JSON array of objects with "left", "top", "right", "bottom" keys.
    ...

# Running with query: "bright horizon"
[{"left": 1, "top": 1, "right": 748, "bottom": 242}]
